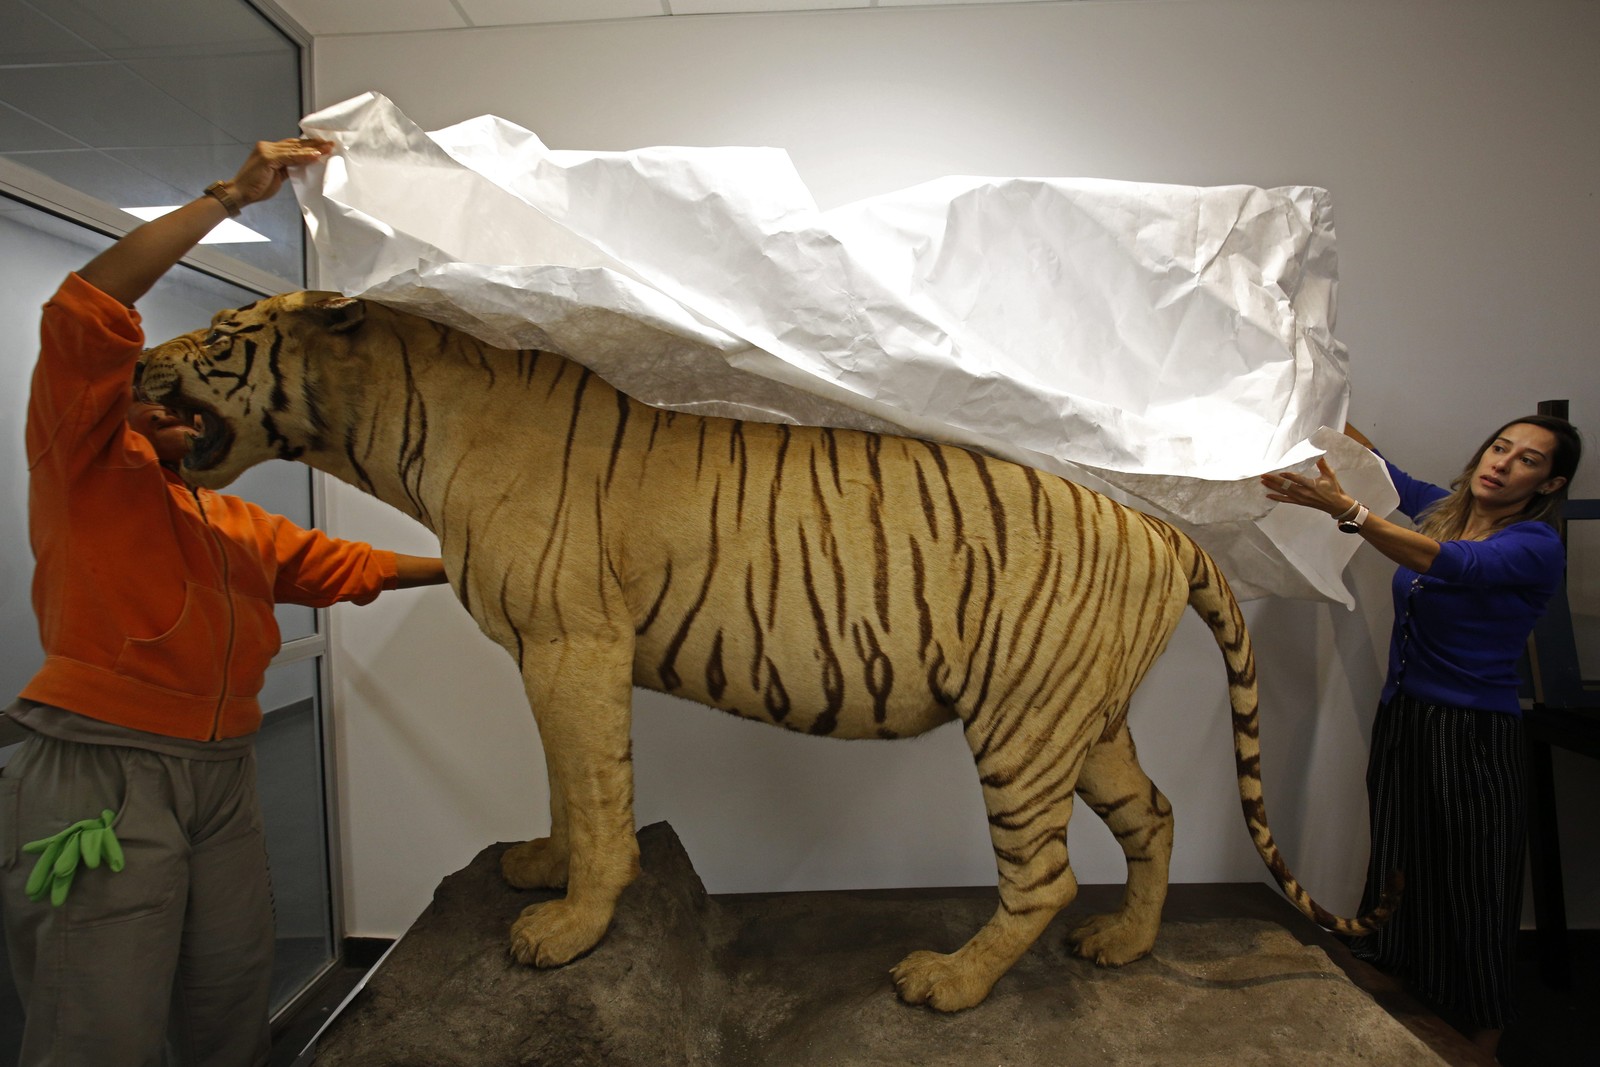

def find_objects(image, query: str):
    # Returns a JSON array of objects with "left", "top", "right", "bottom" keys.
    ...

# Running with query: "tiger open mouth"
[
  {"left": 136, "top": 372, "right": 234, "bottom": 473},
  {"left": 179, "top": 404, "right": 233, "bottom": 472}
]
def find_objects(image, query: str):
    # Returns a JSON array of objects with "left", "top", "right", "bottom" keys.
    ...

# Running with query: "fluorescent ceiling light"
[{"left": 123, "top": 206, "right": 270, "bottom": 243}]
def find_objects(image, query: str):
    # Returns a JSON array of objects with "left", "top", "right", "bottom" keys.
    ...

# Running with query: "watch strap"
[
  {"left": 203, "top": 180, "right": 242, "bottom": 218},
  {"left": 1337, "top": 504, "right": 1370, "bottom": 533}
]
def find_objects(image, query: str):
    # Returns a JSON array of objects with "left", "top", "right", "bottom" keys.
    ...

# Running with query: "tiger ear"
[{"left": 306, "top": 296, "right": 367, "bottom": 334}]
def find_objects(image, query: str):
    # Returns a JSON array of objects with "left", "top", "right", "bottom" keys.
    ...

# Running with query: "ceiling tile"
[
  {"left": 126, "top": 52, "right": 303, "bottom": 144},
  {"left": 0, "top": 105, "right": 82, "bottom": 152},
  {"left": 0, "top": 0, "right": 106, "bottom": 63},
  {"left": 669, "top": 0, "right": 868, "bottom": 12},
  {"left": 0, "top": 64, "right": 226, "bottom": 149},
  {"left": 3, "top": 148, "right": 179, "bottom": 209},
  {"left": 460, "top": 0, "right": 664, "bottom": 26},
  {"left": 271, "top": 0, "right": 473, "bottom": 36},
  {"left": 34, "top": 0, "right": 287, "bottom": 57},
  {"left": 878, "top": 0, "right": 1048, "bottom": 6}
]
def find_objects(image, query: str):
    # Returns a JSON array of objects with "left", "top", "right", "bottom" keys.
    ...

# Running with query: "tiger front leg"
[
  {"left": 507, "top": 642, "right": 641, "bottom": 968},
  {"left": 1064, "top": 717, "right": 1173, "bottom": 966}
]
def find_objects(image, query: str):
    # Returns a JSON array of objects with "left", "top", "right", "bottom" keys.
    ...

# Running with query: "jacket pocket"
[{"left": 114, "top": 581, "right": 229, "bottom": 697}]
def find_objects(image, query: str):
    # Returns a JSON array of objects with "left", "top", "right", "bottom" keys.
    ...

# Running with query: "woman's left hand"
[{"left": 1261, "top": 457, "right": 1355, "bottom": 517}]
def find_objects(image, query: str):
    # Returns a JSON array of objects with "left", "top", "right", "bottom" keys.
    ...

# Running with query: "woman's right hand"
[{"left": 1261, "top": 457, "right": 1357, "bottom": 518}]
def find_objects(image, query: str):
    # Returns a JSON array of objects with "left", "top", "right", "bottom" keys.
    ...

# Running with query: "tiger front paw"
[
  {"left": 1065, "top": 911, "right": 1157, "bottom": 967},
  {"left": 501, "top": 837, "right": 568, "bottom": 889},
  {"left": 890, "top": 949, "right": 997, "bottom": 1012},
  {"left": 508, "top": 898, "right": 610, "bottom": 967}
]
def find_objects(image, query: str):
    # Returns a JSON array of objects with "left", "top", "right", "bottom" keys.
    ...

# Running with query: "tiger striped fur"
[{"left": 139, "top": 291, "right": 1394, "bottom": 1011}]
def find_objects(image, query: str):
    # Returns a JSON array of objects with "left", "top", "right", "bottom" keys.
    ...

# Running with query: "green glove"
[{"left": 22, "top": 810, "right": 124, "bottom": 906}]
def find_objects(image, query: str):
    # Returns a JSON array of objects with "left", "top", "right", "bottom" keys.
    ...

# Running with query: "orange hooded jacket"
[{"left": 21, "top": 273, "right": 398, "bottom": 741}]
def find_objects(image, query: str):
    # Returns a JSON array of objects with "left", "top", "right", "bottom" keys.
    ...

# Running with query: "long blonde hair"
[{"left": 1415, "top": 415, "right": 1583, "bottom": 542}]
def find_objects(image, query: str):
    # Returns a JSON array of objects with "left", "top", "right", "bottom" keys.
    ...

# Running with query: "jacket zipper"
[{"left": 192, "top": 487, "right": 237, "bottom": 741}]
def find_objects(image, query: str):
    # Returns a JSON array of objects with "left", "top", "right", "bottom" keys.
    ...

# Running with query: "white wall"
[{"left": 305, "top": 0, "right": 1600, "bottom": 937}]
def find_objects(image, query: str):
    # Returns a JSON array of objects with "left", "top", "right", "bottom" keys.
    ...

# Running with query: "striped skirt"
[{"left": 1348, "top": 692, "right": 1526, "bottom": 1030}]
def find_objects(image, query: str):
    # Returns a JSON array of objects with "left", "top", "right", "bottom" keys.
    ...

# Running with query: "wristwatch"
[
  {"left": 1337, "top": 503, "right": 1370, "bottom": 534},
  {"left": 203, "top": 180, "right": 242, "bottom": 218}
]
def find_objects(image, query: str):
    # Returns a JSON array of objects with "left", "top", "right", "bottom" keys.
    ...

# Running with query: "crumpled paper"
[{"left": 294, "top": 92, "right": 1395, "bottom": 604}]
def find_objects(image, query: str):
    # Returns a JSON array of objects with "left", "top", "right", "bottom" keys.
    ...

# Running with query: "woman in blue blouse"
[{"left": 1264, "top": 415, "right": 1582, "bottom": 1059}]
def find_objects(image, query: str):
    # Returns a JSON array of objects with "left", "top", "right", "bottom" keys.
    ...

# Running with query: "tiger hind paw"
[{"left": 1064, "top": 911, "right": 1157, "bottom": 967}]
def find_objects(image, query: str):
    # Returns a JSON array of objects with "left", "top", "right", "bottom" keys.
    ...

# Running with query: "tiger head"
[{"left": 138, "top": 291, "right": 367, "bottom": 489}]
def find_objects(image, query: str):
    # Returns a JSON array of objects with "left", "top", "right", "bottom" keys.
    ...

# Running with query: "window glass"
[
  {"left": 257, "top": 656, "right": 335, "bottom": 1013},
  {"left": 0, "top": 2, "right": 331, "bottom": 1044},
  {"left": 0, "top": 206, "right": 101, "bottom": 705},
  {"left": 0, "top": 0, "right": 305, "bottom": 285},
  {"left": 0, "top": 201, "right": 316, "bottom": 708},
  {"left": 0, "top": 200, "right": 335, "bottom": 1052}
]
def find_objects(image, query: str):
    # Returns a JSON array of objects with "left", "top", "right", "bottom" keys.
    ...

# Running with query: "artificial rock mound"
[{"left": 312, "top": 823, "right": 1445, "bottom": 1066}]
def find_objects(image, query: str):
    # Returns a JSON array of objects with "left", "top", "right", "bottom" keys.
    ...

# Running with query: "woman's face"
[{"left": 1469, "top": 423, "right": 1567, "bottom": 510}]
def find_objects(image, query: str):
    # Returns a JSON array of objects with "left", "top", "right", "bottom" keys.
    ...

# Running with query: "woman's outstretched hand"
[
  {"left": 1261, "top": 456, "right": 1355, "bottom": 518},
  {"left": 223, "top": 137, "right": 334, "bottom": 210}
]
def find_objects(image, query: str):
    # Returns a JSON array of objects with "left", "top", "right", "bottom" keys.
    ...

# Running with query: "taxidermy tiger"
[{"left": 139, "top": 291, "right": 1393, "bottom": 1012}]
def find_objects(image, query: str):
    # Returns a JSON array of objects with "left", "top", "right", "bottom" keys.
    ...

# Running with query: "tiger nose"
[{"left": 135, "top": 358, "right": 177, "bottom": 402}]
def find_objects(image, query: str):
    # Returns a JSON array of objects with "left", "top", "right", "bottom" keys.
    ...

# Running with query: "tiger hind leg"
[
  {"left": 1065, "top": 716, "right": 1174, "bottom": 966},
  {"left": 892, "top": 720, "right": 1093, "bottom": 1011}
]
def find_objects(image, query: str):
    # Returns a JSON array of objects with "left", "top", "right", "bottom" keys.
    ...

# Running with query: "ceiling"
[{"left": 270, "top": 0, "right": 1061, "bottom": 37}]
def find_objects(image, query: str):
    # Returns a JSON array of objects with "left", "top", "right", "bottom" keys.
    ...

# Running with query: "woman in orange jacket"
[{"left": 2, "top": 137, "right": 448, "bottom": 1067}]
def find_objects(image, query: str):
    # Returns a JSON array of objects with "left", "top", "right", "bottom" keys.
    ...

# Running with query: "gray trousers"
[{"left": 0, "top": 733, "right": 274, "bottom": 1067}]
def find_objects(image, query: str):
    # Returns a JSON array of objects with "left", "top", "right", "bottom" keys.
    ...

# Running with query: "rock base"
[{"left": 312, "top": 823, "right": 1445, "bottom": 1066}]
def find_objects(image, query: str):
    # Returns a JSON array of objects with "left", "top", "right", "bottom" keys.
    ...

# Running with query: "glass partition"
[
  {"left": 0, "top": 191, "right": 337, "bottom": 1058},
  {"left": 0, "top": 1, "right": 334, "bottom": 1054},
  {"left": 256, "top": 656, "right": 335, "bottom": 1014},
  {"left": 0, "top": 0, "right": 306, "bottom": 282}
]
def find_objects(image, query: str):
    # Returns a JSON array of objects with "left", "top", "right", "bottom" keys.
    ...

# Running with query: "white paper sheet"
[{"left": 294, "top": 92, "right": 1394, "bottom": 604}]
